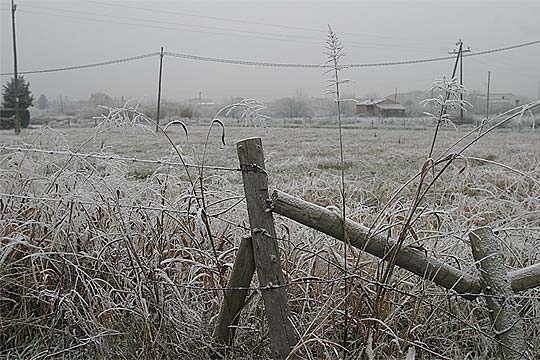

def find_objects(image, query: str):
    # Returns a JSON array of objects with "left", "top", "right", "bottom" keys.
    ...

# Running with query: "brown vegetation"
[{"left": 0, "top": 117, "right": 539, "bottom": 358}]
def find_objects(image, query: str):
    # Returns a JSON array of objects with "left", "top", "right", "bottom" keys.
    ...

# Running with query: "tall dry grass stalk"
[{"left": 324, "top": 25, "right": 353, "bottom": 356}]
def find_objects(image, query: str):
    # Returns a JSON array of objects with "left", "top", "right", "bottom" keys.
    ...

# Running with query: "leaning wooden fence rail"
[
  {"left": 214, "top": 137, "right": 540, "bottom": 359},
  {"left": 271, "top": 189, "right": 540, "bottom": 296}
]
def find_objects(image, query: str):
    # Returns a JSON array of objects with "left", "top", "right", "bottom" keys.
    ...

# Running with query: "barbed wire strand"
[
  {"left": 1, "top": 192, "right": 537, "bottom": 356},
  {"left": 0, "top": 146, "right": 241, "bottom": 172},
  {"left": 0, "top": 192, "right": 189, "bottom": 214},
  {"left": 0, "top": 192, "right": 245, "bottom": 218}
]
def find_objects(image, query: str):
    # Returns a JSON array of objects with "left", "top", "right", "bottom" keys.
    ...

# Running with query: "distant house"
[
  {"left": 356, "top": 98, "right": 406, "bottom": 117},
  {"left": 186, "top": 98, "right": 215, "bottom": 106},
  {"left": 475, "top": 93, "right": 521, "bottom": 107}
]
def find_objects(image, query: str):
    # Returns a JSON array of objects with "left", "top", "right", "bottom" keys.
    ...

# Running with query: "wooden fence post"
[
  {"left": 237, "top": 137, "right": 298, "bottom": 359},
  {"left": 213, "top": 236, "right": 256, "bottom": 345},
  {"left": 469, "top": 227, "right": 526, "bottom": 359}
]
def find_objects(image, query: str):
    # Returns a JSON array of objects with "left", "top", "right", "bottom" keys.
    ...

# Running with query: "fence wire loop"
[{"left": 239, "top": 163, "right": 267, "bottom": 175}]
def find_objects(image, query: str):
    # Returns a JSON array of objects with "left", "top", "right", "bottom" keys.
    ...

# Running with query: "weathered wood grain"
[
  {"left": 271, "top": 190, "right": 539, "bottom": 296},
  {"left": 271, "top": 189, "right": 481, "bottom": 297},
  {"left": 469, "top": 227, "right": 526, "bottom": 359},
  {"left": 508, "top": 263, "right": 540, "bottom": 292},
  {"left": 213, "top": 236, "right": 256, "bottom": 345},
  {"left": 237, "top": 138, "right": 297, "bottom": 359}
]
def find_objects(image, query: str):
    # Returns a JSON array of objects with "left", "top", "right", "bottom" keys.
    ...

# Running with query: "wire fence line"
[
  {"left": 149, "top": 273, "right": 540, "bottom": 301},
  {"left": 0, "top": 214, "right": 531, "bottom": 298},
  {"left": 0, "top": 192, "right": 189, "bottom": 214},
  {"left": 0, "top": 191, "right": 246, "bottom": 218},
  {"left": 153, "top": 275, "right": 522, "bottom": 304},
  {"left": 1, "top": 39, "right": 539, "bottom": 75},
  {"left": 2, "top": 220, "right": 537, "bottom": 301},
  {"left": 0, "top": 146, "right": 241, "bottom": 172},
  {"left": 2, "top": 159, "right": 538, "bottom": 357}
]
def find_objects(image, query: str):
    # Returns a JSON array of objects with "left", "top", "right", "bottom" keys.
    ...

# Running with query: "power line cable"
[
  {"left": 25, "top": 5, "right": 325, "bottom": 43},
  {"left": 164, "top": 51, "right": 326, "bottom": 68},
  {"left": 163, "top": 40, "right": 540, "bottom": 68},
  {"left": 466, "top": 40, "right": 540, "bottom": 57},
  {"left": 16, "top": 8, "right": 325, "bottom": 47},
  {"left": 87, "top": 0, "right": 430, "bottom": 46},
  {"left": 0, "top": 52, "right": 159, "bottom": 76},
  {"left": 2, "top": 40, "right": 538, "bottom": 76},
  {"left": 17, "top": 6, "right": 433, "bottom": 52}
]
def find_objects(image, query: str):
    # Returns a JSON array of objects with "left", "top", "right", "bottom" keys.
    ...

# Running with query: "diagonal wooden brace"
[{"left": 213, "top": 236, "right": 256, "bottom": 346}]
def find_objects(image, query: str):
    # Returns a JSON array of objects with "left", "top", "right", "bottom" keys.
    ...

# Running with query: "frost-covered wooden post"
[
  {"left": 213, "top": 236, "right": 255, "bottom": 345},
  {"left": 469, "top": 227, "right": 526, "bottom": 359},
  {"left": 237, "top": 137, "right": 297, "bottom": 359}
]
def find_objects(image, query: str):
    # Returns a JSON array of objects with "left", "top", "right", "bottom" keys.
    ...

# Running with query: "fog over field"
[
  {"left": 1, "top": 1, "right": 540, "bottom": 359},
  {"left": 1, "top": 0, "right": 540, "bottom": 102}
]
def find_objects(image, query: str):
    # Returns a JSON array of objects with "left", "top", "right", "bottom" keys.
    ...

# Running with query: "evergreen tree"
[{"left": 2, "top": 77, "right": 34, "bottom": 110}]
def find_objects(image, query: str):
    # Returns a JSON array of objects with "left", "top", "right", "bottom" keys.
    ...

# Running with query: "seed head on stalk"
[{"left": 324, "top": 24, "right": 352, "bottom": 357}]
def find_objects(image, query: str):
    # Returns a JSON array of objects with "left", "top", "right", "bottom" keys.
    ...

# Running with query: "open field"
[{"left": 0, "top": 121, "right": 539, "bottom": 359}]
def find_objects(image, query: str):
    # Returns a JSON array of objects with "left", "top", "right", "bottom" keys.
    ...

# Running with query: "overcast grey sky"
[{"left": 1, "top": 0, "right": 539, "bottom": 103}]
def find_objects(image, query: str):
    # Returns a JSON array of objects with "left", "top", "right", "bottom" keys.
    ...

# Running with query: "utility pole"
[
  {"left": 11, "top": 0, "right": 20, "bottom": 134},
  {"left": 449, "top": 39, "right": 471, "bottom": 123},
  {"left": 428, "top": 41, "right": 463, "bottom": 157},
  {"left": 60, "top": 95, "right": 64, "bottom": 114},
  {"left": 197, "top": 91, "right": 202, "bottom": 124},
  {"left": 485, "top": 71, "right": 491, "bottom": 122},
  {"left": 478, "top": 71, "right": 490, "bottom": 136},
  {"left": 430, "top": 88, "right": 434, "bottom": 114},
  {"left": 155, "top": 46, "right": 164, "bottom": 133},
  {"left": 394, "top": 88, "right": 398, "bottom": 102}
]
